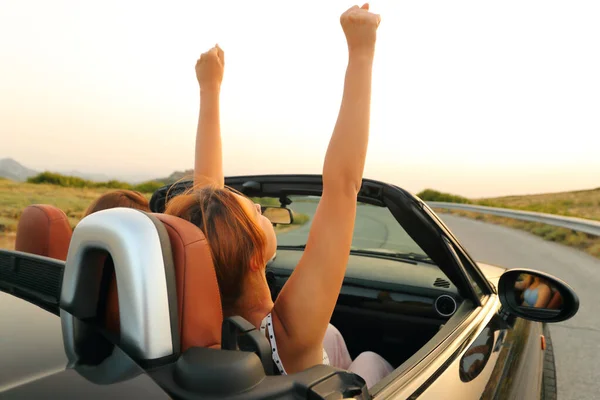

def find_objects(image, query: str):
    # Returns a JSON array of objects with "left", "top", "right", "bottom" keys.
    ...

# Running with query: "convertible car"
[{"left": 0, "top": 175, "right": 579, "bottom": 399}]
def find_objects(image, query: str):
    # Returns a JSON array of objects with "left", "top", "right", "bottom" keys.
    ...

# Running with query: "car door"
[{"left": 369, "top": 204, "right": 545, "bottom": 399}]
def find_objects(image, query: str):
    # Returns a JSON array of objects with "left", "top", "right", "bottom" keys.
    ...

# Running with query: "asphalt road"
[
  {"left": 277, "top": 203, "right": 599, "bottom": 400},
  {"left": 438, "top": 214, "right": 600, "bottom": 400}
]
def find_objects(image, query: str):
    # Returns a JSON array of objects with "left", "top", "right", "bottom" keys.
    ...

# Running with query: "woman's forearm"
[
  {"left": 194, "top": 89, "right": 224, "bottom": 188},
  {"left": 322, "top": 50, "right": 375, "bottom": 193}
]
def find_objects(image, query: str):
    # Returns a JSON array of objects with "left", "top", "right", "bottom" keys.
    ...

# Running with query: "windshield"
[{"left": 256, "top": 195, "right": 432, "bottom": 263}]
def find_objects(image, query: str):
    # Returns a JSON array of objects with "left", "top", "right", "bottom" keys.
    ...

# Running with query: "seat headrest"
[
  {"left": 103, "top": 214, "right": 224, "bottom": 352},
  {"left": 15, "top": 204, "right": 72, "bottom": 260},
  {"left": 60, "top": 207, "right": 223, "bottom": 363},
  {"left": 153, "top": 213, "right": 223, "bottom": 351}
]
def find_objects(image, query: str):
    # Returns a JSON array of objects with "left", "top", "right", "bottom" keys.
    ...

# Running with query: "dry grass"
[
  {"left": 0, "top": 180, "right": 308, "bottom": 251},
  {"left": 0, "top": 180, "right": 122, "bottom": 250},
  {"left": 434, "top": 208, "right": 600, "bottom": 259},
  {"left": 0, "top": 180, "right": 148, "bottom": 250},
  {"left": 476, "top": 187, "right": 600, "bottom": 221},
  {"left": 0, "top": 232, "right": 15, "bottom": 250},
  {"left": 428, "top": 186, "right": 600, "bottom": 259}
]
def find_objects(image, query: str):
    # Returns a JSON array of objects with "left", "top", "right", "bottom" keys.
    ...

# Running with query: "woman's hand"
[
  {"left": 194, "top": 44, "right": 225, "bottom": 188},
  {"left": 340, "top": 4, "right": 381, "bottom": 56},
  {"left": 195, "top": 44, "right": 225, "bottom": 92}
]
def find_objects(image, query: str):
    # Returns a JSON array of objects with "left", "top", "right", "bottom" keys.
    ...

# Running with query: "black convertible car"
[{"left": 0, "top": 175, "right": 579, "bottom": 399}]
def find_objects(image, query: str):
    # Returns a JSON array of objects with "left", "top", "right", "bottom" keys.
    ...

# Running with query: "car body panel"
[
  {"left": 379, "top": 261, "right": 544, "bottom": 400},
  {"left": 0, "top": 291, "right": 67, "bottom": 393},
  {"left": 0, "top": 291, "right": 168, "bottom": 398},
  {"left": 475, "top": 262, "right": 507, "bottom": 287},
  {"left": 0, "top": 255, "right": 547, "bottom": 400},
  {"left": 416, "top": 304, "right": 544, "bottom": 400}
]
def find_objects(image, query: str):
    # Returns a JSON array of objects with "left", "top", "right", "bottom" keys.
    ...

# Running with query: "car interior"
[
  {"left": 2, "top": 178, "right": 476, "bottom": 398},
  {"left": 266, "top": 249, "right": 461, "bottom": 368}
]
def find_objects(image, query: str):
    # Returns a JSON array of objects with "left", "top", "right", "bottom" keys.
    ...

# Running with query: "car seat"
[
  {"left": 59, "top": 208, "right": 365, "bottom": 397},
  {"left": 546, "top": 289, "right": 563, "bottom": 310},
  {"left": 102, "top": 212, "right": 224, "bottom": 351},
  {"left": 14, "top": 204, "right": 72, "bottom": 260}
]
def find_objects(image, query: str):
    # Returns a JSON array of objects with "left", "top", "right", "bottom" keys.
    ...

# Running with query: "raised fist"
[
  {"left": 340, "top": 4, "right": 381, "bottom": 53},
  {"left": 195, "top": 44, "right": 225, "bottom": 91}
]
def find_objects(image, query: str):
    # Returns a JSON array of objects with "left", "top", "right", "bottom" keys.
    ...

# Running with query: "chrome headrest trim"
[{"left": 60, "top": 208, "right": 174, "bottom": 360}]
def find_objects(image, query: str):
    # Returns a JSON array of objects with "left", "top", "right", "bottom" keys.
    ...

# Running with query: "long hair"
[
  {"left": 164, "top": 184, "right": 267, "bottom": 316},
  {"left": 84, "top": 190, "right": 150, "bottom": 216}
]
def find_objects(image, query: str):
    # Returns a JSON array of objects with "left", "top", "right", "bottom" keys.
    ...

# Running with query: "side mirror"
[
  {"left": 497, "top": 268, "right": 579, "bottom": 323},
  {"left": 262, "top": 206, "right": 293, "bottom": 225}
]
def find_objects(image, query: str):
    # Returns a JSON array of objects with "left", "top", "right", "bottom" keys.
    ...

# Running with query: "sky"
[{"left": 1, "top": 0, "right": 599, "bottom": 198}]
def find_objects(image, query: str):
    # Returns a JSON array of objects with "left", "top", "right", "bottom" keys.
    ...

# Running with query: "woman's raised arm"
[
  {"left": 194, "top": 45, "right": 225, "bottom": 188},
  {"left": 272, "top": 4, "right": 381, "bottom": 372}
]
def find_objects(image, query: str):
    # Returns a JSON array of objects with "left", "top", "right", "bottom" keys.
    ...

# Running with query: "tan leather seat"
[
  {"left": 547, "top": 289, "right": 563, "bottom": 310},
  {"left": 104, "top": 213, "right": 223, "bottom": 351},
  {"left": 15, "top": 204, "right": 72, "bottom": 260}
]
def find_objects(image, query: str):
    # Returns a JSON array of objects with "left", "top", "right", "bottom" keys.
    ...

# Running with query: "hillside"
[
  {"left": 425, "top": 187, "right": 600, "bottom": 258},
  {"left": 1, "top": 157, "right": 192, "bottom": 186},
  {"left": 0, "top": 158, "right": 131, "bottom": 183},
  {"left": 419, "top": 186, "right": 600, "bottom": 221},
  {"left": 0, "top": 158, "right": 37, "bottom": 181},
  {"left": 0, "top": 179, "right": 308, "bottom": 251},
  {"left": 0, "top": 180, "right": 124, "bottom": 250},
  {"left": 477, "top": 187, "right": 600, "bottom": 221}
]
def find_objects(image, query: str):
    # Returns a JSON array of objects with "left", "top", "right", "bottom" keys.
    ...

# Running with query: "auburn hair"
[
  {"left": 164, "top": 184, "right": 267, "bottom": 316},
  {"left": 84, "top": 190, "right": 150, "bottom": 216}
]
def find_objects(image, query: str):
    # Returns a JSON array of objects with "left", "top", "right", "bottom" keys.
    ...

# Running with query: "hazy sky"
[{"left": 1, "top": 0, "right": 598, "bottom": 197}]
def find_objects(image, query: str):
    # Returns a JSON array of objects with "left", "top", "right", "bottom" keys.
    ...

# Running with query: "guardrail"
[{"left": 426, "top": 202, "right": 600, "bottom": 237}]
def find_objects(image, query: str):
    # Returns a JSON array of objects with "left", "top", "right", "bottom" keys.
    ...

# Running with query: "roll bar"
[{"left": 60, "top": 208, "right": 179, "bottom": 362}]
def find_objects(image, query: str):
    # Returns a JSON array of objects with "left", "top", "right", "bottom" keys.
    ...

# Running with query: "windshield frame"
[{"left": 150, "top": 174, "right": 493, "bottom": 304}]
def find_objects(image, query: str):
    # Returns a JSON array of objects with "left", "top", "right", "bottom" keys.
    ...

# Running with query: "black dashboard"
[{"left": 266, "top": 249, "right": 463, "bottom": 322}]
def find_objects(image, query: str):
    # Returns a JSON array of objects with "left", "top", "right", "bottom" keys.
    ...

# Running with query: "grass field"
[
  {"left": 2, "top": 179, "right": 598, "bottom": 259},
  {"left": 0, "top": 179, "right": 123, "bottom": 234},
  {"left": 432, "top": 187, "right": 600, "bottom": 259},
  {"left": 0, "top": 180, "right": 309, "bottom": 251},
  {"left": 476, "top": 187, "right": 600, "bottom": 221}
]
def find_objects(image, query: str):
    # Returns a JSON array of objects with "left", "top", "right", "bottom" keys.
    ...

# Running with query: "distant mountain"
[
  {"left": 0, "top": 158, "right": 136, "bottom": 183},
  {"left": 0, "top": 157, "right": 193, "bottom": 185},
  {"left": 0, "top": 158, "right": 38, "bottom": 181}
]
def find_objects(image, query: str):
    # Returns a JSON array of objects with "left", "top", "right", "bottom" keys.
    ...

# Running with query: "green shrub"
[
  {"left": 26, "top": 172, "right": 163, "bottom": 194},
  {"left": 102, "top": 180, "right": 132, "bottom": 190},
  {"left": 531, "top": 224, "right": 554, "bottom": 237},
  {"left": 416, "top": 189, "right": 471, "bottom": 204},
  {"left": 27, "top": 171, "right": 92, "bottom": 188},
  {"left": 252, "top": 197, "right": 280, "bottom": 207},
  {"left": 544, "top": 228, "right": 570, "bottom": 243},
  {"left": 565, "top": 232, "right": 587, "bottom": 248},
  {"left": 134, "top": 181, "right": 165, "bottom": 193}
]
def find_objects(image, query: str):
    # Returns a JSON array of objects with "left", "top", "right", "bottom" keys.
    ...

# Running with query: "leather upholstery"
[
  {"left": 104, "top": 213, "right": 223, "bottom": 352},
  {"left": 15, "top": 204, "right": 72, "bottom": 260},
  {"left": 547, "top": 289, "right": 563, "bottom": 310}
]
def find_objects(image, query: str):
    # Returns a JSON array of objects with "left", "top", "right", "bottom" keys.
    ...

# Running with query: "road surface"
[{"left": 277, "top": 204, "right": 599, "bottom": 399}]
